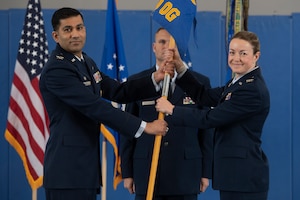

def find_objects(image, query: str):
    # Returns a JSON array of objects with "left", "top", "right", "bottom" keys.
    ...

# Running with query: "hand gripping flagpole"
[{"left": 146, "top": 36, "right": 175, "bottom": 200}]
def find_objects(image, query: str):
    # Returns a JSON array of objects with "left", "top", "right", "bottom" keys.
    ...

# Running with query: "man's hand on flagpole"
[
  {"left": 153, "top": 62, "right": 175, "bottom": 83},
  {"left": 200, "top": 178, "right": 209, "bottom": 192},
  {"left": 164, "top": 47, "right": 187, "bottom": 74},
  {"left": 144, "top": 119, "right": 168, "bottom": 136}
]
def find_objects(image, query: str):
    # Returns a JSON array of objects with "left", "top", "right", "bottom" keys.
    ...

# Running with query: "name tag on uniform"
[
  {"left": 83, "top": 81, "right": 91, "bottom": 86},
  {"left": 142, "top": 100, "right": 155, "bottom": 106}
]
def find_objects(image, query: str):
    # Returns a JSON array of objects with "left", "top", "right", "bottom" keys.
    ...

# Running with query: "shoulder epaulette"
[
  {"left": 246, "top": 78, "right": 254, "bottom": 83},
  {"left": 246, "top": 76, "right": 255, "bottom": 83},
  {"left": 56, "top": 55, "right": 64, "bottom": 60}
]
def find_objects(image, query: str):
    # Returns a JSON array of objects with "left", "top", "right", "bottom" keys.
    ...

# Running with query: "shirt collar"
[
  {"left": 75, "top": 54, "right": 84, "bottom": 62},
  {"left": 232, "top": 66, "right": 259, "bottom": 84}
]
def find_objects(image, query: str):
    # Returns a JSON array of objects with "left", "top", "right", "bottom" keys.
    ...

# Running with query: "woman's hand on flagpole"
[{"left": 155, "top": 97, "right": 174, "bottom": 116}]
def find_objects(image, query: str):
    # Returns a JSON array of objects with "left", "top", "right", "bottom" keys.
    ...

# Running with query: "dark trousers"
[
  {"left": 135, "top": 194, "right": 197, "bottom": 200},
  {"left": 220, "top": 190, "right": 268, "bottom": 200},
  {"left": 45, "top": 189, "right": 97, "bottom": 200}
]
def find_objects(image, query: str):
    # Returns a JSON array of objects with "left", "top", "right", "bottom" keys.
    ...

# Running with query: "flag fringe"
[
  {"left": 100, "top": 124, "right": 122, "bottom": 190},
  {"left": 5, "top": 129, "right": 43, "bottom": 190}
]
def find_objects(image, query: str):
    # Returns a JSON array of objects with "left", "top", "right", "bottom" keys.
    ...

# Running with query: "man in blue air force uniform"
[
  {"left": 120, "top": 28, "right": 214, "bottom": 200},
  {"left": 39, "top": 8, "right": 172, "bottom": 200}
]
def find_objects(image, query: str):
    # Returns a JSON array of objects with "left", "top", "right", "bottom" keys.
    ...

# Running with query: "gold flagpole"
[
  {"left": 146, "top": 36, "right": 175, "bottom": 200},
  {"left": 32, "top": 189, "right": 37, "bottom": 200},
  {"left": 101, "top": 134, "right": 107, "bottom": 200}
]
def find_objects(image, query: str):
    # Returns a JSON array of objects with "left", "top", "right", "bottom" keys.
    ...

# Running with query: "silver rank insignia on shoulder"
[
  {"left": 71, "top": 58, "right": 76, "bottom": 62},
  {"left": 225, "top": 92, "right": 232, "bottom": 100},
  {"left": 56, "top": 55, "right": 64, "bottom": 60},
  {"left": 246, "top": 78, "right": 254, "bottom": 83},
  {"left": 239, "top": 81, "right": 242, "bottom": 85}
]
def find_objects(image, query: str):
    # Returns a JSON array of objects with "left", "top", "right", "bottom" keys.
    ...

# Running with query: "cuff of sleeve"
[
  {"left": 176, "top": 62, "right": 188, "bottom": 79},
  {"left": 134, "top": 121, "right": 146, "bottom": 138}
]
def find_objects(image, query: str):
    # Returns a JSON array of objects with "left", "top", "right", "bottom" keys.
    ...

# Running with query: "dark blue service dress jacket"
[
  {"left": 39, "top": 44, "right": 159, "bottom": 190},
  {"left": 120, "top": 67, "right": 214, "bottom": 195},
  {"left": 172, "top": 67, "right": 270, "bottom": 192}
]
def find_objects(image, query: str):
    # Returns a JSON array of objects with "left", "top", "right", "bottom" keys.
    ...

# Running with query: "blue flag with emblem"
[
  {"left": 152, "top": 0, "right": 197, "bottom": 58},
  {"left": 100, "top": 0, "right": 128, "bottom": 190}
]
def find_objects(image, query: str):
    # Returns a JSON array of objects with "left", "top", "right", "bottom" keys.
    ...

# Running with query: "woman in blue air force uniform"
[{"left": 156, "top": 31, "right": 270, "bottom": 200}]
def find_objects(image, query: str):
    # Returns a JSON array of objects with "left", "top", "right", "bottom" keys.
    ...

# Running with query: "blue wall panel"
[
  {"left": 119, "top": 11, "right": 153, "bottom": 76},
  {"left": 292, "top": 13, "right": 300, "bottom": 200},
  {"left": 191, "top": 12, "right": 224, "bottom": 88},
  {"left": 0, "top": 9, "right": 9, "bottom": 200},
  {"left": 0, "top": 9, "right": 299, "bottom": 200},
  {"left": 249, "top": 16, "right": 293, "bottom": 200},
  {"left": 80, "top": 10, "right": 106, "bottom": 68}
]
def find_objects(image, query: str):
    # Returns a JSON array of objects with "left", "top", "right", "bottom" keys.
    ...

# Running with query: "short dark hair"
[{"left": 51, "top": 7, "right": 84, "bottom": 31}]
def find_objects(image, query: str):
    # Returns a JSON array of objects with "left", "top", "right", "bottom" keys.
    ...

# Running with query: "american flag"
[
  {"left": 100, "top": 0, "right": 128, "bottom": 190},
  {"left": 4, "top": 0, "right": 49, "bottom": 190}
]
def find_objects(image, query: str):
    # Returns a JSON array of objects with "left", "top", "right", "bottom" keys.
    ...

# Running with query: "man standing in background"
[{"left": 120, "top": 28, "right": 214, "bottom": 200}]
